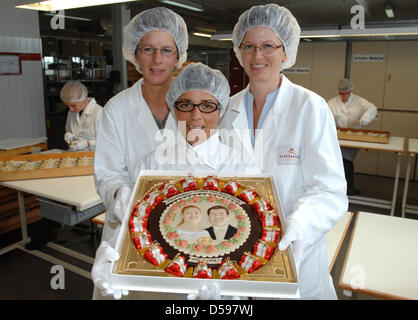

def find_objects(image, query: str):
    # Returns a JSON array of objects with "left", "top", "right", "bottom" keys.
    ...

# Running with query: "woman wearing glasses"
[
  {"left": 220, "top": 4, "right": 348, "bottom": 299},
  {"left": 92, "top": 7, "right": 188, "bottom": 299},
  {"left": 138, "top": 62, "right": 258, "bottom": 174}
]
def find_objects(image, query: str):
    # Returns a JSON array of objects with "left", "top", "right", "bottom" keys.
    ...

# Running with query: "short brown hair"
[{"left": 207, "top": 205, "right": 229, "bottom": 216}]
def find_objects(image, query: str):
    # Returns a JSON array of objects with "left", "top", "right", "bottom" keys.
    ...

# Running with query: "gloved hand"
[
  {"left": 187, "top": 283, "right": 221, "bottom": 300},
  {"left": 108, "top": 186, "right": 132, "bottom": 223},
  {"left": 69, "top": 140, "right": 89, "bottom": 151},
  {"left": 64, "top": 132, "right": 75, "bottom": 144},
  {"left": 278, "top": 218, "right": 305, "bottom": 272},
  {"left": 91, "top": 241, "right": 129, "bottom": 299},
  {"left": 334, "top": 115, "right": 343, "bottom": 127}
]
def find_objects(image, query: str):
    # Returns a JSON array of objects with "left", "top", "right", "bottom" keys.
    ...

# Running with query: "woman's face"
[
  {"left": 182, "top": 207, "right": 201, "bottom": 224},
  {"left": 135, "top": 30, "right": 179, "bottom": 87},
  {"left": 175, "top": 91, "right": 220, "bottom": 146},
  {"left": 65, "top": 100, "right": 88, "bottom": 113},
  {"left": 240, "top": 26, "right": 287, "bottom": 83}
]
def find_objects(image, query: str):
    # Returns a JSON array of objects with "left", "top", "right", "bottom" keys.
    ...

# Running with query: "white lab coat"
[
  {"left": 327, "top": 93, "right": 377, "bottom": 129},
  {"left": 65, "top": 98, "right": 102, "bottom": 151},
  {"left": 327, "top": 93, "right": 377, "bottom": 161},
  {"left": 219, "top": 75, "right": 348, "bottom": 299}
]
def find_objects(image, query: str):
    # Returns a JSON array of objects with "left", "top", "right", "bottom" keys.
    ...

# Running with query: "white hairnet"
[
  {"left": 338, "top": 79, "right": 353, "bottom": 91},
  {"left": 166, "top": 62, "right": 230, "bottom": 117},
  {"left": 122, "top": 7, "right": 188, "bottom": 73},
  {"left": 232, "top": 3, "right": 301, "bottom": 70},
  {"left": 60, "top": 80, "right": 88, "bottom": 103}
]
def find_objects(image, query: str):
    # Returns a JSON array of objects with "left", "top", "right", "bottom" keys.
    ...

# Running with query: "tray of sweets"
[
  {"left": 0, "top": 151, "right": 94, "bottom": 181},
  {"left": 110, "top": 170, "right": 299, "bottom": 299},
  {"left": 337, "top": 128, "right": 390, "bottom": 144}
]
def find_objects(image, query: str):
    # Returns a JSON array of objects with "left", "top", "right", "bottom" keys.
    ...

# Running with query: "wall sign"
[
  {"left": 283, "top": 67, "right": 310, "bottom": 74},
  {"left": 0, "top": 53, "right": 21, "bottom": 75},
  {"left": 353, "top": 54, "right": 385, "bottom": 62}
]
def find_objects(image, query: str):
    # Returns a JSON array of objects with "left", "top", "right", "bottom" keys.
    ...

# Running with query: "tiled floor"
[{"left": 0, "top": 173, "right": 417, "bottom": 300}]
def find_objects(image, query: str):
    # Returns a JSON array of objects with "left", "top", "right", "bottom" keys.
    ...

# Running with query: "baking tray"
[
  {"left": 110, "top": 170, "right": 299, "bottom": 299},
  {"left": 0, "top": 151, "right": 94, "bottom": 181},
  {"left": 337, "top": 128, "right": 390, "bottom": 144}
]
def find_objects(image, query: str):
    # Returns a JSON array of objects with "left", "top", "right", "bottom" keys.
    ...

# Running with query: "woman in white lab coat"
[
  {"left": 92, "top": 7, "right": 188, "bottom": 299},
  {"left": 220, "top": 4, "right": 348, "bottom": 299},
  {"left": 60, "top": 80, "right": 102, "bottom": 151},
  {"left": 92, "top": 63, "right": 258, "bottom": 300},
  {"left": 327, "top": 79, "right": 378, "bottom": 194}
]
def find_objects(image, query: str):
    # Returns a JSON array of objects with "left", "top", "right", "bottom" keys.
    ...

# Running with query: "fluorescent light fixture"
[
  {"left": 385, "top": 3, "right": 395, "bottom": 18},
  {"left": 300, "top": 26, "right": 418, "bottom": 38},
  {"left": 159, "top": 0, "right": 204, "bottom": 12},
  {"left": 43, "top": 12, "right": 92, "bottom": 21},
  {"left": 210, "top": 33, "right": 232, "bottom": 41},
  {"left": 15, "top": 0, "right": 137, "bottom": 11},
  {"left": 192, "top": 32, "right": 212, "bottom": 38}
]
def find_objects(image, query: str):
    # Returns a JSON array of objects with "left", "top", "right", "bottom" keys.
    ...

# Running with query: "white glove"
[
  {"left": 278, "top": 218, "right": 305, "bottom": 272},
  {"left": 64, "top": 132, "right": 75, "bottom": 144},
  {"left": 187, "top": 283, "right": 221, "bottom": 300},
  {"left": 108, "top": 186, "right": 132, "bottom": 223},
  {"left": 69, "top": 140, "right": 89, "bottom": 151},
  {"left": 91, "top": 241, "right": 129, "bottom": 299}
]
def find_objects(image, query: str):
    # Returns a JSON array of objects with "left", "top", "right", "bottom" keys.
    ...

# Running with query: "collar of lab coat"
[
  {"left": 178, "top": 130, "right": 222, "bottom": 169},
  {"left": 230, "top": 74, "right": 293, "bottom": 115},
  {"left": 82, "top": 98, "right": 97, "bottom": 116}
]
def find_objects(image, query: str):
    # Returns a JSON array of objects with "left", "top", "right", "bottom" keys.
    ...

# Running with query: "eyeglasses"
[
  {"left": 174, "top": 100, "right": 220, "bottom": 113},
  {"left": 240, "top": 43, "right": 284, "bottom": 55},
  {"left": 136, "top": 46, "right": 177, "bottom": 57}
]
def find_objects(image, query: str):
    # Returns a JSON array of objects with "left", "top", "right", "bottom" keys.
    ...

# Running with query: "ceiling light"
[
  {"left": 210, "top": 33, "right": 232, "bottom": 41},
  {"left": 15, "top": 0, "right": 138, "bottom": 11},
  {"left": 43, "top": 12, "right": 92, "bottom": 21},
  {"left": 159, "top": 0, "right": 204, "bottom": 12},
  {"left": 192, "top": 32, "right": 212, "bottom": 38},
  {"left": 300, "top": 26, "right": 418, "bottom": 38},
  {"left": 385, "top": 3, "right": 395, "bottom": 18}
]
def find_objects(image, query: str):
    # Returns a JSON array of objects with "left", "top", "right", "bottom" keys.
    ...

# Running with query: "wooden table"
[
  {"left": 401, "top": 138, "right": 418, "bottom": 218},
  {"left": 0, "top": 137, "right": 48, "bottom": 156},
  {"left": 326, "top": 212, "right": 354, "bottom": 273},
  {"left": 339, "top": 211, "right": 418, "bottom": 299},
  {"left": 0, "top": 175, "right": 103, "bottom": 279},
  {"left": 339, "top": 136, "right": 405, "bottom": 216}
]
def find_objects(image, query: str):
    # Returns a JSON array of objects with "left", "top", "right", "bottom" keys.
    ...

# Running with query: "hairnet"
[
  {"left": 338, "top": 79, "right": 353, "bottom": 91},
  {"left": 122, "top": 7, "right": 188, "bottom": 73},
  {"left": 232, "top": 3, "right": 301, "bottom": 70},
  {"left": 60, "top": 80, "right": 88, "bottom": 103},
  {"left": 166, "top": 62, "right": 230, "bottom": 117}
]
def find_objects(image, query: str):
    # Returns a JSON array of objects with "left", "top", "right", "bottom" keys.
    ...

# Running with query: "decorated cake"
[{"left": 128, "top": 175, "right": 281, "bottom": 279}]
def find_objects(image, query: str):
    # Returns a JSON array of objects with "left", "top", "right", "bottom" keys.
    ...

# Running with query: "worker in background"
[
  {"left": 60, "top": 80, "right": 103, "bottom": 151},
  {"left": 328, "top": 79, "right": 378, "bottom": 195}
]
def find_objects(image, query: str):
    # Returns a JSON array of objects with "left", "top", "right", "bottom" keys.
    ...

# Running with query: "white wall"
[{"left": 0, "top": 2, "right": 45, "bottom": 140}]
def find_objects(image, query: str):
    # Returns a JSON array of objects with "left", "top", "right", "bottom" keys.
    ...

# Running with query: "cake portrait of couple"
[{"left": 175, "top": 205, "right": 237, "bottom": 245}]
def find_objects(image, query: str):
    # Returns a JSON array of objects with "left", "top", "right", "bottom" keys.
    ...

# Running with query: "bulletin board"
[{"left": 0, "top": 53, "right": 21, "bottom": 75}]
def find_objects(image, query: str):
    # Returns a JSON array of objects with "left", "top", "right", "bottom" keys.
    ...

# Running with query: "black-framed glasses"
[
  {"left": 240, "top": 43, "right": 284, "bottom": 55},
  {"left": 136, "top": 46, "right": 177, "bottom": 57},
  {"left": 174, "top": 100, "right": 220, "bottom": 113}
]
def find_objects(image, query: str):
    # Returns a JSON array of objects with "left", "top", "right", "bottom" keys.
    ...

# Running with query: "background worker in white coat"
[
  {"left": 92, "top": 7, "right": 188, "bottom": 299},
  {"left": 60, "top": 80, "right": 102, "bottom": 151},
  {"left": 93, "top": 63, "right": 258, "bottom": 300},
  {"left": 220, "top": 3, "right": 348, "bottom": 299},
  {"left": 328, "top": 79, "right": 378, "bottom": 195}
]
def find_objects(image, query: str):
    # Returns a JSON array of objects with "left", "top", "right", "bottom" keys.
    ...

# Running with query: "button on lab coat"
[
  {"left": 65, "top": 98, "right": 102, "bottom": 150},
  {"left": 220, "top": 75, "right": 348, "bottom": 299}
]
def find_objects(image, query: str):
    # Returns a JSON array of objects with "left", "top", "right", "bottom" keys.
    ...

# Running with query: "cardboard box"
[{"left": 110, "top": 170, "right": 299, "bottom": 298}]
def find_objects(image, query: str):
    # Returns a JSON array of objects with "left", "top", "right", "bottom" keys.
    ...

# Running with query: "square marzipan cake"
[{"left": 111, "top": 171, "right": 299, "bottom": 298}]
